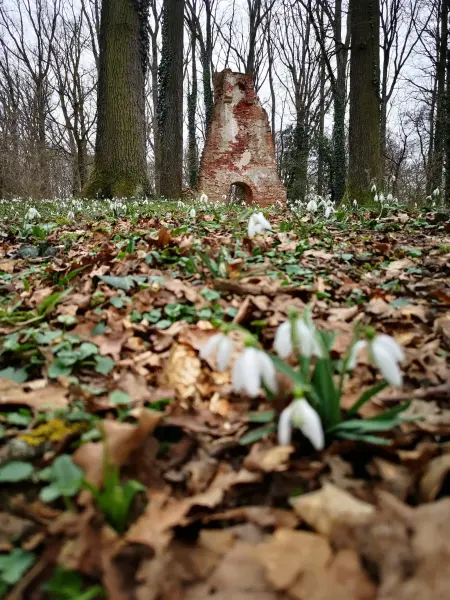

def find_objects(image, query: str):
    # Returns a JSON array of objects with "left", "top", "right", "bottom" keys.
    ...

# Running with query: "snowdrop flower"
[
  {"left": 199, "top": 193, "right": 208, "bottom": 203},
  {"left": 426, "top": 195, "right": 432, "bottom": 202},
  {"left": 433, "top": 188, "right": 440, "bottom": 198},
  {"left": 67, "top": 210, "right": 75, "bottom": 220},
  {"left": 379, "top": 193, "right": 385, "bottom": 203},
  {"left": 353, "top": 199, "right": 358, "bottom": 209},
  {"left": 306, "top": 199, "right": 318, "bottom": 212},
  {"left": 349, "top": 334, "right": 405, "bottom": 386},
  {"left": 25, "top": 207, "right": 41, "bottom": 220},
  {"left": 200, "top": 333, "right": 233, "bottom": 372},
  {"left": 189, "top": 208, "right": 196, "bottom": 219},
  {"left": 387, "top": 193, "right": 393, "bottom": 202},
  {"left": 278, "top": 397, "right": 324, "bottom": 450},
  {"left": 274, "top": 315, "right": 323, "bottom": 359},
  {"left": 374, "top": 194, "right": 379, "bottom": 202},
  {"left": 371, "top": 184, "right": 377, "bottom": 193},
  {"left": 324, "top": 204, "right": 335, "bottom": 219},
  {"left": 165, "top": 212, "right": 172, "bottom": 219},
  {"left": 232, "top": 347, "right": 277, "bottom": 397},
  {"left": 247, "top": 212, "right": 272, "bottom": 238},
  {"left": 177, "top": 200, "right": 185, "bottom": 208},
  {"left": 391, "top": 175, "right": 396, "bottom": 183}
]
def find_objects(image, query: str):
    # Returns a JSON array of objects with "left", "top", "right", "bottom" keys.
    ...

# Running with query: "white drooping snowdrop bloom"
[
  {"left": 387, "top": 193, "right": 393, "bottom": 202},
  {"left": 67, "top": 210, "right": 75, "bottom": 220},
  {"left": 324, "top": 204, "right": 335, "bottom": 219},
  {"left": 349, "top": 334, "right": 405, "bottom": 387},
  {"left": 199, "top": 193, "right": 208, "bottom": 203},
  {"left": 374, "top": 194, "right": 379, "bottom": 202},
  {"left": 306, "top": 199, "right": 318, "bottom": 212},
  {"left": 274, "top": 315, "right": 323, "bottom": 359},
  {"left": 379, "top": 193, "right": 385, "bottom": 203},
  {"left": 353, "top": 199, "right": 358, "bottom": 209},
  {"left": 25, "top": 207, "right": 41, "bottom": 220},
  {"left": 177, "top": 200, "right": 185, "bottom": 208},
  {"left": 433, "top": 188, "right": 440, "bottom": 198},
  {"left": 278, "top": 397, "right": 324, "bottom": 450},
  {"left": 371, "top": 184, "right": 377, "bottom": 193},
  {"left": 232, "top": 347, "right": 277, "bottom": 397},
  {"left": 200, "top": 333, "right": 233, "bottom": 372},
  {"left": 247, "top": 212, "right": 272, "bottom": 238},
  {"left": 189, "top": 208, "right": 196, "bottom": 219}
]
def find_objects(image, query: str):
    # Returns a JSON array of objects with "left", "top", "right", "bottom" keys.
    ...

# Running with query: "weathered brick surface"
[{"left": 198, "top": 70, "right": 286, "bottom": 206}]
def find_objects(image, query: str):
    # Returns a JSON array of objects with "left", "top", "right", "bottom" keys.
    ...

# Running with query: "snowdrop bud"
[
  {"left": 200, "top": 333, "right": 233, "bottom": 372},
  {"left": 232, "top": 347, "right": 277, "bottom": 397},
  {"left": 306, "top": 199, "right": 318, "bottom": 212},
  {"left": 247, "top": 212, "right": 272, "bottom": 238},
  {"left": 353, "top": 199, "right": 358, "bottom": 208},
  {"left": 349, "top": 334, "right": 404, "bottom": 386},
  {"left": 25, "top": 207, "right": 41, "bottom": 220},
  {"left": 274, "top": 316, "right": 323, "bottom": 359},
  {"left": 278, "top": 398, "right": 324, "bottom": 450}
]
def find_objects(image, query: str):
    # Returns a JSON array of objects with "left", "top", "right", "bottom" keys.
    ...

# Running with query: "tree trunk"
[
  {"left": 158, "top": 0, "right": 184, "bottom": 199},
  {"left": 445, "top": 25, "right": 450, "bottom": 205},
  {"left": 348, "top": 0, "right": 381, "bottom": 203},
  {"left": 187, "top": 32, "right": 198, "bottom": 189},
  {"left": 291, "top": 104, "right": 309, "bottom": 200},
  {"left": 430, "top": 0, "right": 448, "bottom": 193},
  {"left": 84, "top": 0, "right": 149, "bottom": 199}
]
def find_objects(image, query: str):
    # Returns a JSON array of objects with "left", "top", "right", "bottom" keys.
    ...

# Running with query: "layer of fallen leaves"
[{"left": 0, "top": 205, "right": 450, "bottom": 599}]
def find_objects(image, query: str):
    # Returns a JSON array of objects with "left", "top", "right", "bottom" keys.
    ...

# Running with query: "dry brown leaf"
[
  {"left": 72, "top": 409, "right": 162, "bottom": 489},
  {"left": 257, "top": 528, "right": 332, "bottom": 590},
  {"left": 243, "top": 443, "right": 293, "bottom": 473},
  {"left": 419, "top": 453, "right": 450, "bottom": 502},
  {"left": 163, "top": 343, "right": 201, "bottom": 400},
  {"left": 385, "top": 258, "right": 415, "bottom": 278},
  {"left": 289, "top": 483, "right": 375, "bottom": 536},
  {"left": 0, "top": 378, "right": 69, "bottom": 410}
]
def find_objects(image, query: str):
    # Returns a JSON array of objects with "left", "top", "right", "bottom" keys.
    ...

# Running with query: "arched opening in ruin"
[{"left": 226, "top": 182, "right": 253, "bottom": 205}]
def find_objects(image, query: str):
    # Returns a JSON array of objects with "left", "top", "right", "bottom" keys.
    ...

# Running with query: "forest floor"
[{"left": 0, "top": 198, "right": 449, "bottom": 599}]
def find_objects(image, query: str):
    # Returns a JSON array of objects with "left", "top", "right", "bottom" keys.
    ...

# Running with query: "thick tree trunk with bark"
[
  {"left": 158, "top": 0, "right": 184, "bottom": 199},
  {"left": 446, "top": 32, "right": 450, "bottom": 205},
  {"left": 430, "top": 0, "right": 448, "bottom": 194},
  {"left": 84, "top": 0, "right": 149, "bottom": 199},
  {"left": 187, "top": 31, "right": 198, "bottom": 189},
  {"left": 348, "top": 0, "right": 381, "bottom": 203}
]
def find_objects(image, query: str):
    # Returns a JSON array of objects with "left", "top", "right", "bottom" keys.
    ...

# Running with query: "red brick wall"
[{"left": 198, "top": 70, "right": 286, "bottom": 206}]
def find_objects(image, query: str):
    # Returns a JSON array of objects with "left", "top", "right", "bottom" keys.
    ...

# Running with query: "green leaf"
[
  {"left": 334, "top": 431, "right": 391, "bottom": 445},
  {"left": 48, "top": 359, "right": 73, "bottom": 379},
  {"left": 311, "top": 359, "right": 340, "bottom": 428},
  {"left": 38, "top": 288, "right": 72, "bottom": 316},
  {"left": 347, "top": 382, "right": 388, "bottom": 416},
  {"left": 0, "top": 549, "right": 35, "bottom": 585},
  {"left": 7, "top": 411, "right": 32, "bottom": 426},
  {"left": 78, "top": 342, "right": 99, "bottom": 361},
  {"left": 98, "top": 275, "right": 135, "bottom": 291},
  {"left": 92, "top": 321, "right": 108, "bottom": 335},
  {"left": 155, "top": 319, "right": 172, "bottom": 329},
  {"left": 39, "top": 455, "right": 84, "bottom": 502},
  {"left": 39, "top": 485, "right": 62, "bottom": 503},
  {"left": 239, "top": 423, "right": 277, "bottom": 445},
  {"left": 269, "top": 354, "right": 309, "bottom": 388},
  {"left": 247, "top": 410, "right": 276, "bottom": 423},
  {"left": 109, "top": 390, "right": 131, "bottom": 405},
  {"left": 0, "top": 461, "right": 34, "bottom": 482},
  {"left": 110, "top": 296, "right": 124, "bottom": 309},
  {"left": 0, "top": 366, "right": 28, "bottom": 383},
  {"left": 94, "top": 355, "right": 115, "bottom": 375}
]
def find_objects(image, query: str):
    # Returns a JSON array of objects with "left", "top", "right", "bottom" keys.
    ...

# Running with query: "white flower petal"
[
  {"left": 248, "top": 216, "right": 257, "bottom": 238},
  {"left": 372, "top": 344, "right": 403, "bottom": 386},
  {"left": 240, "top": 348, "right": 261, "bottom": 397},
  {"left": 293, "top": 399, "right": 324, "bottom": 451},
  {"left": 231, "top": 356, "right": 245, "bottom": 392},
  {"left": 274, "top": 321, "right": 292, "bottom": 358},
  {"left": 348, "top": 340, "right": 367, "bottom": 370},
  {"left": 199, "top": 333, "right": 221, "bottom": 361},
  {"left": 295, "top": 320, "right": 317, "bottom": 357},
  {"left": 257, "top": 351, "right": 278, "bottom": 393},
  {"left": 278, "top": 404, "right": 294, "bottom": 445},
  {"left": 216, "top": 336, "right": 233, "bottom": 372},
  {"left": 373, "top": 334, "right": 404, "bottom": 363}
]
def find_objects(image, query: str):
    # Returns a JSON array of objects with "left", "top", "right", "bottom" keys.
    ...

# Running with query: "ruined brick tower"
[{"left": 197, "top": 70, "right": 286, "bottom": 206}]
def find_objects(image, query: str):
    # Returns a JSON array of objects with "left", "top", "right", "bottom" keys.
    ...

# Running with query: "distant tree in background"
[
  {"left": 158, "top": 0, "right": 184, "bottom": 199},
  {"left": 348, "top": 0, "right": 382, "bottom": 203},
  {"left": 84, "top": 0, "right": 149, "bottom": 198}
]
